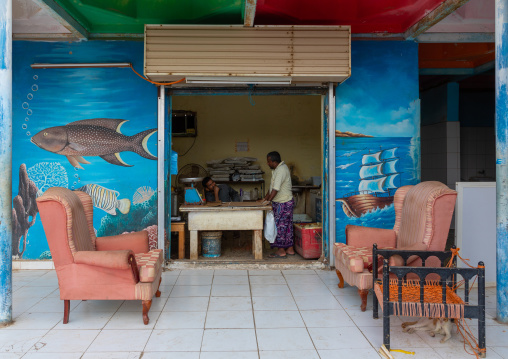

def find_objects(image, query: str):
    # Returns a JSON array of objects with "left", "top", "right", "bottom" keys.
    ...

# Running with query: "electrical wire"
[
  {"left": 179, "top": 136, "right": 197, "bottom": 157},
  {"left": 129, "top": 64, "right": 185, "bottom": 86}
]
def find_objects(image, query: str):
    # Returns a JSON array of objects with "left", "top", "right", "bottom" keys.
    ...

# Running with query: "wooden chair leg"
[
  {"left": 358, "top": 289, "right": 369, "bottom": 312},
  {"left": 155, "top": 277, "right": 162, "bottom": 298},
  {"left": 63, "top": 300, "right": 70, "bottom": 324},
  {"left": 335, "top": 269, "right": 345, "bottom": 288},
  {"left": 142, "top": 300, "right": 152, "bottom": 325}
]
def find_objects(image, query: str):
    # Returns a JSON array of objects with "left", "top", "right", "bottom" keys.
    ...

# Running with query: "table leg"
[
  {"left": 253, "top": 230, "right": 263, "bottom": 260},
  {"left": 178, "top": 229, "right": 185, "bottom": 259},
  {"left": 190, "top": 230, "right": 198, "bottom": 260}
]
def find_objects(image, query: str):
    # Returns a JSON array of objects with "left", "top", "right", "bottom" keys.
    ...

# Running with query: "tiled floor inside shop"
[{"left": 2, "top": 268, "right": 508, "bottom": 358}]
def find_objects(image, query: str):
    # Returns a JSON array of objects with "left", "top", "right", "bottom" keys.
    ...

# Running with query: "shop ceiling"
[{"left": 15, "top": 0, "right": 475, "bottom": 40}]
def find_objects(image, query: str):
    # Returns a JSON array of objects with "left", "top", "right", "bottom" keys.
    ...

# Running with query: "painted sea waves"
[{"left": 335, "top": 136, "right": 419, "bottom": 243}]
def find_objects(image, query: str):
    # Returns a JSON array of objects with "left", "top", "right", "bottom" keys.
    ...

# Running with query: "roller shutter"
[{"left": 144, "top": 25, "right": 351, "bottom": 84}]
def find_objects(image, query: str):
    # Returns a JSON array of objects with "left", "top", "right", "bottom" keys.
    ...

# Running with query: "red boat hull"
[{"left": 336, "top": 193, "right": 393, "bottom": 218}]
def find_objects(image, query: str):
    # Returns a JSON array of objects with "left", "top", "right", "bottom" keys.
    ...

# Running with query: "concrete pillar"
[
  {"left": 496, "top": 0, "right": 508, "bottom": 323},
  {"left": 0, "top": 0, "right": 13, "bottom": 325}
]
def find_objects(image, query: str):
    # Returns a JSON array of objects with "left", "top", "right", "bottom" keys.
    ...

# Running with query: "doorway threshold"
[{"left": 166, "top": 259, "right": 328, "bottom": 271}]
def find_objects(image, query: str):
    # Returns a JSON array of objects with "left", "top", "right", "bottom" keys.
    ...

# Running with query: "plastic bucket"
[{"left": 201, "top": 231, "right": 222, "bottom": 258}]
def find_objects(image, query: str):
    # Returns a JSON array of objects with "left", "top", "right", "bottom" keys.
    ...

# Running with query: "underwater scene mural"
[
  {"left": 335, "top": 41, "right": 420, "bottom": 244},
  {"left": 12, "top": 41, "right": 158, "bottom": 259}
]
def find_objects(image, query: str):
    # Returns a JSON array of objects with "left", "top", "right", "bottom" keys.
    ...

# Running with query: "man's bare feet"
[
  {"left": 275, "top": 248, "right": 286, "bottom": 256},
  {"left": 285, "top": 246, "right": 295, "bottom": 255},
  {"left": 268, "top": 248, "right": 287, "bottom": 258}
]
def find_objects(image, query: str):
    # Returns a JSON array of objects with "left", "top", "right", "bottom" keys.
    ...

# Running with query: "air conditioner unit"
[{"left": 172, "top": 110, "right": 197, "bottom": 137}]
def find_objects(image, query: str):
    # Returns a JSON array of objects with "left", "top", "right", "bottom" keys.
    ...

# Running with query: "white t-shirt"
[{"left": 270, "top": 161, "right": 293, "bottom": 203}]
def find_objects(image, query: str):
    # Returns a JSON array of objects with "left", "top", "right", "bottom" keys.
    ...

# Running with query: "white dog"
[{"left": 401, "top": 318, "right": 453, "bottom": 343}]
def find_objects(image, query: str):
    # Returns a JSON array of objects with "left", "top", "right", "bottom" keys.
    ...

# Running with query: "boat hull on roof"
[{"left": 337, "top": 193, "right": 393, "bottom": 218}]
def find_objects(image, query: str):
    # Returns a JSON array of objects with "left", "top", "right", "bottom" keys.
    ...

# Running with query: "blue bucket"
[{"left": 202, "top": 231, "right": 222, "bottom": 258}]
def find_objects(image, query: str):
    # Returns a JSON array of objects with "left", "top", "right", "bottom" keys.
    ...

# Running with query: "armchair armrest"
[
  {"left": 74, "top": 250, "right": 133, "bottom": 269},
  {"left": 96, "top": 231, "right": 149, "bottom": 254},
  {"left": 346, "top": 225, "right": 396, "bottom": 248}
]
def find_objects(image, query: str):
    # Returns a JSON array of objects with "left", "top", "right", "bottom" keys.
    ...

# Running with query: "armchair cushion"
[
  {"left": 135, "top": 249, "right": 164, "bottom": 283},
  {"left": 345, "top": 225, "right": 397, "bottom": 248},
  {"left": 96, "top": 231, "right": 149, "bottom": 254},
  {"left": 74, "top": 250, "right": 134, "bottom": 270}
]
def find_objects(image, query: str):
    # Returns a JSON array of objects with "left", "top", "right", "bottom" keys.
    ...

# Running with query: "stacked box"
[
  {"left": 206, "top": 157, "right": 263, "bottom": 182},
  {"left": 294, "top": 223, "right": 322, "bottom": 259}
]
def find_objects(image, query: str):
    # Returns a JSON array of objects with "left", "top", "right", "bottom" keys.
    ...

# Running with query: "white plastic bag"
[{"left": 264, "top": 210, "right": 277, "bottom": 243}]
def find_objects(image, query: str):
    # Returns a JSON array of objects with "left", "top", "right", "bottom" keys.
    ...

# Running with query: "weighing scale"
[{"left": 179, "top": 177, "right": 205, "bottom": 204}]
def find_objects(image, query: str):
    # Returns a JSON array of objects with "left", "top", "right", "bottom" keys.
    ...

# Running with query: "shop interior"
[{"left": 169, "top": 94, "right": 323, "bottom": 262}]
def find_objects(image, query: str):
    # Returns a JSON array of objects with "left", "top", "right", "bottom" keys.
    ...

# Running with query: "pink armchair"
[
  {"left": 36, "top": 187, "right": 164, "bottom": 325},
  {"left": 333, "top": 181, "right": 457, "bottom": 311}
]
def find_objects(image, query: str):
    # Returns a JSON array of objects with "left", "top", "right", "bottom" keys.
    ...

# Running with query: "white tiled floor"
[{"left": 3, "top": 269, "right": 507, "bottom": 358}]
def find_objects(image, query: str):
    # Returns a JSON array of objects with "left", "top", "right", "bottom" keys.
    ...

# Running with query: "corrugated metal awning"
[{"left": 144, "top": 25, "right": 351, "bottom": 85}]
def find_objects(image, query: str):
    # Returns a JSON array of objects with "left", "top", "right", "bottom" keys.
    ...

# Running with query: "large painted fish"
[
  {"left": 77, "top": 184, "right": 131, "bottom": 215},
  {"left": 31, "top": 118, "right": 157, "bottom": 169}
]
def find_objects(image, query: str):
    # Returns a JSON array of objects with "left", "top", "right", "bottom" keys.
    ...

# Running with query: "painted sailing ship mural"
[
  {"left": 337, "top": 146, "right": 400, "bottom": 218},
  {"left": 334, "top": 41, "right": 420, "bottom": 245}
]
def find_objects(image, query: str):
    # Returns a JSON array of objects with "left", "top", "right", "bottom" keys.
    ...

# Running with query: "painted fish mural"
[
  {"left": 31, "top": 118, "right": 157, "bottom": 169},
  {"left": 77, "top": 184, "right": 131, "bottom": 215},
  {"left": 133, "top": 186, "right": 155, "bottom": 204}
]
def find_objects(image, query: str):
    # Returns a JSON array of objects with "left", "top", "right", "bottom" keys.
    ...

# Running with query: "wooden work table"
[{"left": 179, "top": 202, "right": 272, "bottom": 260}]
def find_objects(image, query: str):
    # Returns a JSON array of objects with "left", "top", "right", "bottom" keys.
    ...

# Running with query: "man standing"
[{"left": 261, "top": 151, "right": 295, "bottom": 258}]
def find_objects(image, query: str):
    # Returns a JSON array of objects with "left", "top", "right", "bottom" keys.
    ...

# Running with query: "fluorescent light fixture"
[
  {"left": 185, "top": 76, "right": 292, "bottom": 85},
  {"left": 31, "top": 63, "right": 132, "bottom": 69}
]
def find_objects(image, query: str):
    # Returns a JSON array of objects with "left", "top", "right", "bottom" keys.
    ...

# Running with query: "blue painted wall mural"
[
  {"left": 335, "top": 41, "right": 420, "bottom": 243},
  {"left": 12, "top": 41, "right": 158, "bottom": 259},
  {"left": 11, "top": 40, "right": 420, "bottom": 259}
]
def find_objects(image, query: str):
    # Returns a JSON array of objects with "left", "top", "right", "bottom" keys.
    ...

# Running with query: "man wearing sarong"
[{"left": 261, "top": 151, "right": 295, "bottom": 258}]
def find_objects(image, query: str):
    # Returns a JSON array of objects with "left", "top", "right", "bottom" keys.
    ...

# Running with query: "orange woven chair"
[
  {"left": 36, "top": 187, "right": 164, "bottom": 325},
  {"left": 333, "top": 181, "right": 457, "bottom": 311}
]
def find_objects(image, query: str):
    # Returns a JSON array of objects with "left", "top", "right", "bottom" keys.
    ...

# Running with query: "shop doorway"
[{"left": 165, "top": 86, "right": 330, "bottom": 265}]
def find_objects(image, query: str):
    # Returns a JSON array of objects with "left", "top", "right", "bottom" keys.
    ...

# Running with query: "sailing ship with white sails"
[{"left": 336, "top": 147, "right": 400, "bottom": 218}]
